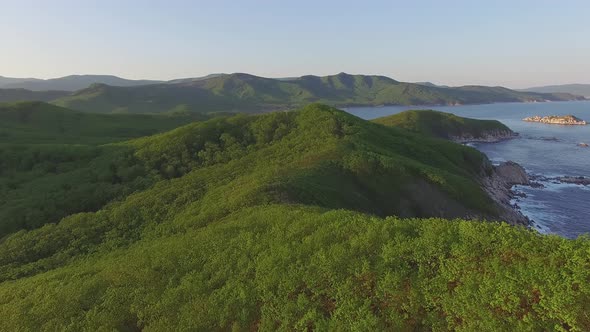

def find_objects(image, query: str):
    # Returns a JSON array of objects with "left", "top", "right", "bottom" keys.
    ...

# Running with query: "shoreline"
[
  {"left": 340, "top": 98, "right": 589, "bottom": 112},
  {"left": 475, "top": 139, "right": 590, "bottom": 234},
  {"left": 480, "top": 159, "right": 532, "bottom": 226}
]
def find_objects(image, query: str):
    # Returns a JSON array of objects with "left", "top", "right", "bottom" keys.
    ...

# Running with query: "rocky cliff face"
[
  {"left": 480, "top": 160, "right": 531, "bottom": 226},
  {"left": 523, "top": 115, "right": 587, "bottom": 125},
  {"left": 451, "top": 129, "right": 518, "bottom": 143}
]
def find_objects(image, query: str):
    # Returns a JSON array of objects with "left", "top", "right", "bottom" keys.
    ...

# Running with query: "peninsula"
[{"left": 523, "top": 115, "right": 587, "bottom": 125}]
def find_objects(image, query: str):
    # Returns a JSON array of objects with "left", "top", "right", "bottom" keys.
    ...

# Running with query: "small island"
[{"left": 523, "top": 115, "right": 587, "bottom": 125}]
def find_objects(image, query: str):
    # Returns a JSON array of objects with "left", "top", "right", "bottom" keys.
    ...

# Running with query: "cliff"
[{"left": 480, "top": 161, "right": 530, "bottom": 225}]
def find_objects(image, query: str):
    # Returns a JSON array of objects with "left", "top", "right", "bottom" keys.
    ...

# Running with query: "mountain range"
[
  {"left": 0, "top": 73, "right": 586, "bottom": 113},
  {"left": 0, "top": 74, "right": 162, "bottom": 91},
  {"left": 52, "top": 73, "right": 585, "bottom": 114},
  {"left": 520, "top": 83, "right": 590, "bottom": 97},
  {"left": 0, "top": 88, "right": 70, "bottom": 103}
]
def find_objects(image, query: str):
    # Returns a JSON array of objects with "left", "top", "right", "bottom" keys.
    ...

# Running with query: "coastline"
[
  {"left": 339, "top": 98, "right": 588, "bottom": 112},
  {"left": 473, "top": 137, "right": 590, "bottom": 234},
  {"left": 457, "top": 134, "right": 532, "bottom": 226}
]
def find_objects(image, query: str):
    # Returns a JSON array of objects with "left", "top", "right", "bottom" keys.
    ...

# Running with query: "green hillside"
[
  {"left": 0, "top": 103, "right": 496, "bottom": 238},
  {"left": 521, "top": 83, "right": 590, "bottom": 97},
  {"left": 0, "top": 102, "right": 206, "bottom": 236},
  {"left": 53, "top": 73, "right": 585, "bottom": 114},
  {"left": 0, "top": 101, "right": 207, "bottom": 144},
  {"left": 1, "top": 104, "right": 590, "bottom": 330},
  {"left": 0, "top": 88, "right": 70, "bottom": 103},
  {"left": 374, "top": 110, "right": 514, "bottom": 141}
]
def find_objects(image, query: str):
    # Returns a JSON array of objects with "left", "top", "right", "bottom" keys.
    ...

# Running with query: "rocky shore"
[
  {"left": 452, "top": 129, "right": 519, "bottom": 143},
  {"left": 529, "top": 174, "right": 590, "bottom": 186},
  {"left": 523, "top": 115, "right": 587, "bottom": 125},
  {"left": 481, "top": 161, "right": 531, "bottom": 226},
  {"left": 483, "top": 169, "right": 590, "bottom": 227}
]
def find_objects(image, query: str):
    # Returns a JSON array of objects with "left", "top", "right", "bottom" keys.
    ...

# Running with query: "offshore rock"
[
  {"left": 523, "top": 115, "right": 587, "bottom": 125},
  {"left": 558, "top": 176, "right": 590, "bottom": 186}
]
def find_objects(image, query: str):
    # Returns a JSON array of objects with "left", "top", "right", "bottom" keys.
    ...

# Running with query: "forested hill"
[
  {"left": 0, "top": 101, "right": 207, "bottom": 144},
  {"left": 2, "top": 103, "right": 590, "bottom": 330},
  {"left": 52, "top": 72, "right": 585, "bottom": 113},
  {"left": 374, "top": 109, "right": 515, "bottom": 141},
  {"left": 0, "top": 88, "right": 70, "bottom": 103},
  {"left": 0, "top": 102, "right": 206, "bottom": 236},
  {"left": 0, "top": 103, "right": 497, "bottom": 238}
]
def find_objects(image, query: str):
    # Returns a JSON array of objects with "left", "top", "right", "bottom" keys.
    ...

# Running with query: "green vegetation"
[
  {"left": 1, "top": 103, "right": 589, "bottom": 330},
  {"left": 0, "top": 102, "right": 206, "bottom": 236},
  {"left": 53, "top": 73, "right": 585, "bottom": 114},
  {"left": 374, "top": 109, "right": 513, "bottom": 140},
  {"left": 0, "top": 88, "right": 69, "bottom": 103},
  {"left": 0, "top": 101, "right": 207, "bottom": 144}
]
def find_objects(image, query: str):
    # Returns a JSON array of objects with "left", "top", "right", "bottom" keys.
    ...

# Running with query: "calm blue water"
[{"left": 346, "top": 101, "right": 590, "bottom": 238}]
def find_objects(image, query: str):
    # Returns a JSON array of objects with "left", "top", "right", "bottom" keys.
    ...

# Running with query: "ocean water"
[{"left": 345, "top": 101, "right": 590, "bottom": 239}]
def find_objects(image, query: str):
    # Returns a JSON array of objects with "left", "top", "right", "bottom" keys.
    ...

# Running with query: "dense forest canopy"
[{"left": 0, "top": 102, "right": 588, "bottom": 331}]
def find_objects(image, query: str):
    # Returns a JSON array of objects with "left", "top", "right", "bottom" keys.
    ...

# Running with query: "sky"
[{"left": 1, "top": 0, "right": 589, "bottom": 88}]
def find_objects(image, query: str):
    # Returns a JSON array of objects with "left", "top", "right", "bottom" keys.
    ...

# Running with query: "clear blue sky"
[{"left": 2, "top": 0, "right": 589, "bottom": 88}]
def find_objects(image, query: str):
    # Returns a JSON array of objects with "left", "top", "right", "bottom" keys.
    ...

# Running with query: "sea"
[{"left": 345, "top": 100, "right": 590, "bottom": 239}]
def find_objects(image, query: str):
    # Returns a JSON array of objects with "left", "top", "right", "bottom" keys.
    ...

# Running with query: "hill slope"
[
  {"left": 0, "top": 88, "right": 70, "bottom": 103},
  {"left": 0, "top": 75, "right": 41, "bottom": 86},
  {"left": 374, "top": 110, "right": 515, "bottom": 142},
  {"left": 0, "top": 101, "right": 206, "bottom": 144},
  {"left": 0, "top": 102, "right": 206, "bottom": 236},
  {"left": 521, "top": 83, "right": 590, "bottom": 97},
  {"left": 0, "top": 103, "right": 500, "bottom": 238},
  {"left": 1, "top": 104, "right": 589, "bottom": 330},
  {"left": 0, "top": 75, "right": 162, "bottom": 91},
  {"left": 53, "top": 73, "right": 585, "bottom": 114}
]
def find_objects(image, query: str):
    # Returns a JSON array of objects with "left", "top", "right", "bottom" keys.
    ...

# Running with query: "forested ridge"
[
  {"left": 0, "top": 103, "right": 589, "bottom": 331},
  {"left": 53, "top": 72, "right": 585, "bottom": 114}
]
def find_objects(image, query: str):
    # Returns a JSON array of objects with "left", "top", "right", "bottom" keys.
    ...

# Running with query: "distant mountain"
[
  {"left": 53, "top": 73, "right": 585, "bottom": 114},
  {"left": 414, "top": 82, "right": 450, "bottom": 88},
  {"left": 0, "top": 76, "right": 41, "bottom": 86},
  {"left": 166, "top": 74, "right": 227, "bottom": 84},
  {"left": 0, "top": 88, "right": 70, "bottom": 103},
  {"left": 0, "top": 75, "right": 163, "bottom": 91},
  {"left": 0, "top": 101, "right": 206, "bottom": 145},
  {"left": 520, "top": 84, "right": 590, "bottom": 97}
]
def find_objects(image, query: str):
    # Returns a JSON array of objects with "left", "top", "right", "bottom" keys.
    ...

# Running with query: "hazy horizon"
[{"left": 3, "top": 0, "right": 589, "bottom": 89}]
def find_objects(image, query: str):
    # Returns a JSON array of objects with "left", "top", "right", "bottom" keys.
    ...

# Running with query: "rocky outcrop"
[
  {"left": 523, "top": 115, "right": 587, "bottom": 125},
  {"left": 480, "top": 160, "right": 530, "bottom": 226},
  {"left": 530, "top": 174, "right": 590, "bottom": 186},
  {"left": 451, "top": 129, "right": 518, "bottom": 143},
  {"left": 557, "top": 176, "right": 590, "bottom": 186},
  {"left": 495, "top": 161, "right": 530, "bottom": 185}
]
